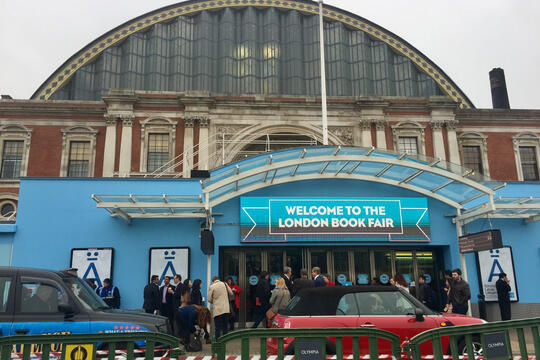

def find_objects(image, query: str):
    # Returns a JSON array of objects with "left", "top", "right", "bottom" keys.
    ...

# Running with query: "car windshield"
[{"left": 62, "top": 276, "right": 109, "bottom": 311}]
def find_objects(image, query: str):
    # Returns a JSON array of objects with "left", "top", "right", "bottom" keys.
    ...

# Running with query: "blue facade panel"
[{"left": 10, "top": 178, "right": 540, "bottom": 309}]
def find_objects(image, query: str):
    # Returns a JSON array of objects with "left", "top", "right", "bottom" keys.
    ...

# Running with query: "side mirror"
[
  {"left": 415, "top": 308, "right": 425, "bottom": 322},
  {"left": 58, "top": 303, "right": 75, "bottom": 317}
]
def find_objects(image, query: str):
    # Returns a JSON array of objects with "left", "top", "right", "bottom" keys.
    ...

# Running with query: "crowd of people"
[{"left": 83, "top": 265, "right": 511, "bottom": 350}]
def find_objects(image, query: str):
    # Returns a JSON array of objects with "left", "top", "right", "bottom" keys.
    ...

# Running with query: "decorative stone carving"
[
  {"left": 430, "top": 120, "right": 445, "bottom": 130},
  {"left": 120, "top": 114, "right": 134, "bottom": 127},
  {"left": 360, "top": 120, "right": 372, "bottom": 131},
  {"left": 445, "top": 120, "right": 458, "bottom": 131},
  {"left": 104, "top": 114, "right": 117, "bottom": 126},
  {"left": 374, "top": 119, "right": 387, "bottom": 131},
  {"left": 329, "top": 127, "right": 354, "bottom": 145},
  {"left": 198, "top": 116, "right": 210, "bottom": 128},
  {"left": 184, "top": 117, "right": 195, "bottom": 128}
]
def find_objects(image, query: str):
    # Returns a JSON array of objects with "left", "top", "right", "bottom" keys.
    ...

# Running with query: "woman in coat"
[{"left": 269, "top": 277, "right": 290, "bottom": 324}]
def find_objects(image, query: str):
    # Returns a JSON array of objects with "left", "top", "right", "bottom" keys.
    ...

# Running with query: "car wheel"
[
  {"left": 457, "top": 336, "right": 483, "bottom": 357},
  {"left": 284, "top": 339, "right": 336, "bottom": 355}
]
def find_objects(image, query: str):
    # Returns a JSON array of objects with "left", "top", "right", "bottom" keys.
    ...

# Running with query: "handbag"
[
  {"left": 186, "top": 333, "right": 202, "bottom": 352},
  {"left": 266, "top": 307, "right": 278, "bottom": 320}
]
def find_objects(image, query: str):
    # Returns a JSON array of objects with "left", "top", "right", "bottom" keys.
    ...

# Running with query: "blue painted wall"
[{"left": 11, "top": 178, "right": 540, "bottom": 309}]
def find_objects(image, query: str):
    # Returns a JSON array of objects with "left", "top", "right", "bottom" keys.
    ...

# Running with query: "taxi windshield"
[{"left": 62, "top": 276, "right": 109, "bottom": 311}]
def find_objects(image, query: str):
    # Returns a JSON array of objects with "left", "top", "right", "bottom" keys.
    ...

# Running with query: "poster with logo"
[
  {"left": 70, "top": 248, "right": 114, "bottom": 288},
  {"left": 240, "top": 197, "right": 430, "bottom": 242},
  {"left": 477, "top": 247, "right": 518, "bottom": 302},
  {"left": 149, "top": 247, "right": 189, "bottom": 287}
]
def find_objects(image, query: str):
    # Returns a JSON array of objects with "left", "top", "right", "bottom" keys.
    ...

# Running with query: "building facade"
[{"left": 1, "top": 0, "right": 539, "bottom": 323}]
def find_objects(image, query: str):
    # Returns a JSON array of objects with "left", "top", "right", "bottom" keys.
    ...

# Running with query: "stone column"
[
  {"left": 183, "top": 117, "right": 195, "bottom": 178},
  {"left": 198, "top": 117, "right": 210, "bottom": 170},
  {"left": 118, "top": 114, "right": 134, "bottom": 177},
  {"left": 360, "top": 120, "right": 372, "bottom": 148},
  {"left": 375, "top": 120, "right": 387, "bottom": 150},
  {"left": 102, "top": 114, "right": 117, "bottom": 177},
  {"left": 431, "top": 120, "right": 447, "bottom": 160},
  {"left": 446, "top": 120, "right": 461, "bottom": 164}
]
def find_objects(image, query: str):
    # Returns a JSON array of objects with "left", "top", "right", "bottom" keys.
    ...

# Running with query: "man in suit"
[
  {"left": 312, "top": 267, "right": 326, "bottom": 287},
  {"left": 172, "top": 274, "right": 183, "bottom": 309},
  {"left": 496, "top": 272, "right": 512, "bottom": 320},
  {"left": 143, "top": 275, "right": 160, "bottom": 314},
  {"left": 159, "top": 276, "right": 176, "bottom": 320},
  {"left": 292, "top": 269, "right": 314, "bottom": 296},
  {"left": 282, "top": 266, "right": 293, "bottom": 293}
]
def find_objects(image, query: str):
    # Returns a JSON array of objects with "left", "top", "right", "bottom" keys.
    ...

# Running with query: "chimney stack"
[{"left": 489, "top": 68, "right": 510, "bottom": 109}]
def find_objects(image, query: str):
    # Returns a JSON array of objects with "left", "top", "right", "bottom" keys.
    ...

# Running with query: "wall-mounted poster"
[
  {"left": 477, "top": 247, "right": 518, "bottom": 302},
  {"left": 70, "top": 248, "right": 114, "bottom": 288},
  {"left": 149, "top": 247, "right": 189, "bottom": 286}
]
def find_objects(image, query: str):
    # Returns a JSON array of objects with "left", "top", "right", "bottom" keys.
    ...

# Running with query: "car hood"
[{"left": 88, "top": 309, "right": 169, "bottom": 329}]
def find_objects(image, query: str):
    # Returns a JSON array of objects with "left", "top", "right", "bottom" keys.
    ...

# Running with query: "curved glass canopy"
[
  {"left": 203, "top": 146, "right": 503, "bottom": 210},
  {"left": 93, "top": 146, "right": 505, "bottom": 222}
]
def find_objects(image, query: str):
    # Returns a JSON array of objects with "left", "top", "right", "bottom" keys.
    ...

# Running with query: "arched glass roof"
[{"left": 34, "top": 0, "right": 473, "bottom": 108}]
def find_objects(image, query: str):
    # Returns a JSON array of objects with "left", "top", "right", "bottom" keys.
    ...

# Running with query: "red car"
[{"left": 268, "top": 286, "right": 485, "bottom": 356}]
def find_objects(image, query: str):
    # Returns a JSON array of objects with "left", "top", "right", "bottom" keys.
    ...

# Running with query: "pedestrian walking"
[
  {"left": 390, "top": 274, "right": 410, "bottom": 293},
  {"left": 496, "top": 272, "right": 512, "bottom": 320},
  {"left": 191, "top": 279, "right": 203, "bottom": 306},
  {"left": 252, "top": 271, "right": 271, "bottom": 328},
  {"left": 312, "top": 267, "right": 325, "bottom": 287},
  {"left": 323, "top": 274, "right": 335, "bottom": 286},
  {"left": 97, "top": 278, "right": 121, "bottom": 309},
  {"left": 226, "top": 277, "right": 242, "bottom": 331},
  {"left": 282, "top": 266, "right": 293, "bottom": 293},
  {"left": 291, "top": 268, "right": 314, "bottom": 296},
  {"left": 160, "top": 276, "right": 176, "bottom": 322},
  {"left": 416, "top": 275, "right": 434, "bottom": 309},
  {"left": 447, "top": 268, "right": 470, "bottom": 315},
  {"left": 268, "top": 277, "right": 290, "bottom": 323},
  {"left": 207, "top": 276, "right": 233, "bottom": 339},
  {"left": 143, "top": 275, "right": 160, "bottom": 314}
]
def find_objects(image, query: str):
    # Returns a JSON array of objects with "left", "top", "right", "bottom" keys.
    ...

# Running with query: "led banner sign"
[{"left": 240, "top": 197, "right": 430, "bottom": 242}]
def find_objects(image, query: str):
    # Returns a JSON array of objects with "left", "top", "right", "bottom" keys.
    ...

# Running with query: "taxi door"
[
  {"left": 0, "top": 273, "right": 15, "bottom": 337},
  {"left": 10, "top": 276, "right": 90, "bottom": 339}
]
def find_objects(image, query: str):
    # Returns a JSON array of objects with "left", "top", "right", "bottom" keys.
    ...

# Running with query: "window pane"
[
  {"left": 0, "top": 277, "right": 11, "bottom": 312},
  {"left": 394, "top": 251, "right": 413, "bottom": 286},
  {"left": 519, "top": 146, "right": 539, "bottom": 181},
  {"left": 68, "top": 141, "right": 91, "bottom": 177},
  {"left": 462, "top": 146, "right": 483, "bottom": 175},
  {"left": 337, "top": 293, "right": 359, "bottom": 315},
  {"left": 356, "top": 291, "right": 415, "bottom": 315},
  {"left": 1, "top": 140, "right": 23, "bottom": 178},
  {"left": 20, "top": 281, "right": 66, "bottom": 313},
  {"left": 398, "top": 137, "right": 418, "bottom": 155},
  {"left": 373, "top": 250, "right": 392, "bottom": 284},
  {"left": 354, "top": 249, "right": 370, "bottom": 285},
  {"left": 147, "top": 133, "right": 170, "bottom": 172}
]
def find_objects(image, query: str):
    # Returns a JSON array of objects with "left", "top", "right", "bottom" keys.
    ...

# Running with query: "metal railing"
[
  {"left": 212, "top": 327, "right": 401, "bottom": 360},
  {"left": 0, "top": 331, "right": 183, "bottom": 360},
  {"left": 406, "top": 317, "right": 540, "bottom": 360}
]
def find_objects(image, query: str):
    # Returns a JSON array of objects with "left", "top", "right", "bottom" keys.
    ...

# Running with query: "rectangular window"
[
  {"left": 147, "top": 133, "right": 169, "bottom": 172},
  {"left": 519, "top": 146, "right": 539, "bottom": 181},
  {"left": 19, "top": 279, "right": 67, "bottom": 313},
  {"left": 67, "top": 141, "right": 91, "bottom": 177},
  {"left": 1, "top": 140, "right": 23, "bottom": 178},
  {"left": 462, "top": 145, "right": 483, "bottom": 175},
  {"left": 398, "top": 136, "right": 418, "bottom": 155},
  {"left": 0, "top": 277, "right": 12, "bottom": 312}
]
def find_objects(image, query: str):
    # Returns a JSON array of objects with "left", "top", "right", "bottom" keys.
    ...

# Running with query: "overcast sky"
[{"left": 1, "top": 1, "right": 539, "bottom": 109}]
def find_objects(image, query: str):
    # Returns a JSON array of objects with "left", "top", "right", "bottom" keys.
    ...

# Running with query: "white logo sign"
[
  {"left": 477, "top": 247, "right": 518, "bottom": 302},
  {"left": 149, "top": 248, "right": 189, "bottom": 286},
  {"left": 71, "top": 248, "right": 113, "bottom": 288}
]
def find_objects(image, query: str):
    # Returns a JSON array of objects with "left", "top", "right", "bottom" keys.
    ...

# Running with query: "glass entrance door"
[{"left": 220, "top": 246, "right": 441, "bottom": 328}]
